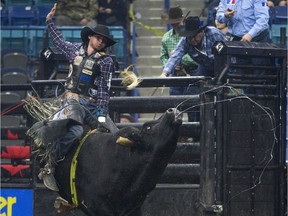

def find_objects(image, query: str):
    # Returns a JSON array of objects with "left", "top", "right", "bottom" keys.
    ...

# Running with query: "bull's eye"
[{"left": 143, "top": 122, "right": 155, "bottom": 133}]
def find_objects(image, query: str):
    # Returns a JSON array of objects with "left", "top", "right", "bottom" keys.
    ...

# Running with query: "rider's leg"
[
  {"left": 55, "top": 124, "right": 84, "bottom": 160},
  {"left": 39, "top": 124, "right": 83, "bottom": 191}
]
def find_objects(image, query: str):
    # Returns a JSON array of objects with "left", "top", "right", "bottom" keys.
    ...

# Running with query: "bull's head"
[{"left": 116, "top": 108, "right": 182, "bottom": 151}]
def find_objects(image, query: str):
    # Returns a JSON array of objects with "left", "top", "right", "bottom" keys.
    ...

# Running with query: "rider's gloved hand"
[
  {"left": 95, "top": 108, "right": 107, "bottom": 120},
  {"left": 97, "top": 116, "right": 106, "bottom": 123},
  {"left": 95, "top": 108, "right": 109, "bottom": 132}
]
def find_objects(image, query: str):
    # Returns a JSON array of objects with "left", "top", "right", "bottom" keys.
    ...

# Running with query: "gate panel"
[{"left": 212, "top": 41, "right": 287, "bottom": 216}]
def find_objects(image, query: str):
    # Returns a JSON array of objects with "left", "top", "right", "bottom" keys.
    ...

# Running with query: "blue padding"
[{"left": 270, "top": 24, "right": 288, "bottom": 46}]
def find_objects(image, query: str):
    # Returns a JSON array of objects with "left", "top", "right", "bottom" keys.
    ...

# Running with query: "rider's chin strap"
[{"left": 70, "top": 129, "right": 97, "bottom": 206}]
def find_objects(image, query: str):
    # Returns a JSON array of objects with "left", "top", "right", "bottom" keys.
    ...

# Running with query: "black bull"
[{"left": 42, "top": 108, "right": 182, "bottom": 216}]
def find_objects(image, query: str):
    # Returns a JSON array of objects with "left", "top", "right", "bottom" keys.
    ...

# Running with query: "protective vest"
[{"left": 65, "top": 51, "right": 106, "bottom": 97}]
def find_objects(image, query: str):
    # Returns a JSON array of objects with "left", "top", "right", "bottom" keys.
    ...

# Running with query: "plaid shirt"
[
  {"left": 163, "top": 26, "right": 227, "bottom": 77},
  {"left": 160, "top": 29, "right": 197, "bottom": 76},
  {"left": 47, "top": 19, "right": 114, "bottom": 115}
]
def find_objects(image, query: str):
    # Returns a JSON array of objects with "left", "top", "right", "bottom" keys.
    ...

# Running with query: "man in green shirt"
[{"left": 160, "top": 6, "right": 199, "bottom": 122}]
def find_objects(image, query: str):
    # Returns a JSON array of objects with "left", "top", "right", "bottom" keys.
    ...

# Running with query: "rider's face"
[{"left": 88, "top": 34, "right": 107, "bottom": 51}]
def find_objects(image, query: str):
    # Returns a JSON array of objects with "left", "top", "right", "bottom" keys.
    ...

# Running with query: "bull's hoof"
[{"left": 54, "top": 196, "right": 77, "bottom": 213}]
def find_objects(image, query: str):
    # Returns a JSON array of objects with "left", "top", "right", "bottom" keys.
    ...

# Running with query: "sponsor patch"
[
  {"left": 1, "top": 189, "right": 33, "bottom": 216},
  {"left": 82, "top": 69, "right": 93, "bottom": 75},
  {"left": 84, "top": 60, "right": 94, "bottom": 69}
]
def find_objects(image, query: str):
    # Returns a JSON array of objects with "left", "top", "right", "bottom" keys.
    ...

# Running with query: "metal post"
[
  {"left": 164, "top": 0, "right": 171, "bottom": 31},
  {"left": 280, "top": 27, "right": 287, "bottom": 46}
]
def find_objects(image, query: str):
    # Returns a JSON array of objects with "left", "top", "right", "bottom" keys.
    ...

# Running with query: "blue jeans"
[
  {"left": 55, "top": 124, "right": 83, "bottom": 159},
  {"left": 55, "top": 97, "right": 98, "bottom": 159}
]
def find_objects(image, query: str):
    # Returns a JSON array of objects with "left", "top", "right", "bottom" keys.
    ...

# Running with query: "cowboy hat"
[
  {"left": 81, "top": 25, "right": 117, "bottom": 48},
  {"left": 164, "top": 6, "right": 183, "bottom": 24},
  {"left": 178, "top": 16, "right": 207, "bottom": 37}
]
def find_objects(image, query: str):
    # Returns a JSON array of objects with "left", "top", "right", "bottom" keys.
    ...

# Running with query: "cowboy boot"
[{"left": 38, "top": 163, "right": 59, "bottom": 192}]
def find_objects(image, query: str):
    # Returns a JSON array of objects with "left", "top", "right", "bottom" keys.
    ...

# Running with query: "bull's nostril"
[{"left": 167, "top": 108, "right": 173, "bottom": 113}]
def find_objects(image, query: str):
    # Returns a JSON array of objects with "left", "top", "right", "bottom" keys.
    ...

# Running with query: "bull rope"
[
  {"left": 1, "top": 100, "right": 28, "bottom": 116},
  {"left": 23, "top": 95, "right": 62, "bottom": 121},
  {"left": 70, "top": 129, "right": 97, "bottom": 206}
]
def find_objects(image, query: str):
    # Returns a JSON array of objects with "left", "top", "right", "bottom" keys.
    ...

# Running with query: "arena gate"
[{"left": 1, "top": 41, "right": 287, "bottom": 216}]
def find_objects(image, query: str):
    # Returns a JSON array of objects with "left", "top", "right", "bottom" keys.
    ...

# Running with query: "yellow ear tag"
[{"left": 116, "top": 136, "right": 134, "bottom": 146}]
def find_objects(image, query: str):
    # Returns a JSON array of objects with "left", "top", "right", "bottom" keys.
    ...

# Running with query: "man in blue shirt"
[
  {"left": 216, "top": 0, "right": 270, "bottom": 42},
  {"left": 161, "top": 16, "right": 226, "bottom": 78},
  {"left": 160, "top": 16, "right": 226, "bottom": 132}
]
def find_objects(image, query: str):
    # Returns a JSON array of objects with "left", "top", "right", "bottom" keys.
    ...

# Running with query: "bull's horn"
[{"left": 116, "top": 136, "right": 134, "bottom": 146}]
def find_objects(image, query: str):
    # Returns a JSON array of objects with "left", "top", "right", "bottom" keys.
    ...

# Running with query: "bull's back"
[{"left": 77, "top": 132, "right": 149, "bottom": 191}]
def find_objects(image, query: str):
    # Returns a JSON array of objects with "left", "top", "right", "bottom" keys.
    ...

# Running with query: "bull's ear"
[{"left": 116, "top": 136, "right": 134, "bottom": 146}]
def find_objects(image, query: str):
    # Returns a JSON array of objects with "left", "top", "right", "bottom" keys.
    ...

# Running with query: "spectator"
[
  {"left": 120, "top": 113, "right": 136, "bottom": 123},
  {"left": 279, "top": 0, "right": 287, "bottom": 6},
  {"left": 160, "top": 16, "right": 226, "bottom": 78},
  {"left": 39, "top": 3, "right": 118, "bottom": 191},
  {"left": 55, "top": 0, "right": 98, "bottom": 26},
  {"left": 267, "top": 0, "right": 287, "bottom": 7},
  {"left": 160, "top": 6, "right": 199, "bottom": 122},
  {"left": 96, "top": 0, "right": 128, "bottom": 29},
  {"left": 267, "top": 0, "right": 276, "bottom": 6}
]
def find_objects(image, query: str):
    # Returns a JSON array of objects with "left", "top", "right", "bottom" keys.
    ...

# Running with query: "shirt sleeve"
[
  {"left": 211, "top": 27, "right": 227, "bottom": 42},
  {"left": 163, "top": 37, "right": 186, "bottom": 76},
  {"left": 160, "top": 36, "right": 169, "bottom": 67},
  {"left": 46, "top": 19, "right": 80, "bottom": 60},
  {"left": 181, "top": 53, "right": 197, "bottom": 67},
  {"left": 248, "top": 0, "right": 269, "bottom": 38},
  {"left": 94, "top": 56, "right": 114, "bottom": 116},
  {"left": 216, "top": 0, "right": 229, "bottom": 24}
]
